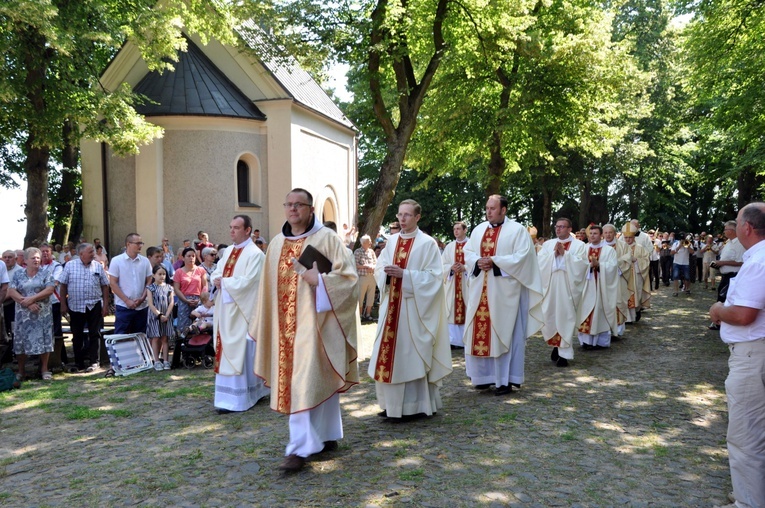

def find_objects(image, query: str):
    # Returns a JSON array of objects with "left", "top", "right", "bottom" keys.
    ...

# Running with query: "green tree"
[{"left": 0, "top": 0, "right": 238, "bottom": 247}]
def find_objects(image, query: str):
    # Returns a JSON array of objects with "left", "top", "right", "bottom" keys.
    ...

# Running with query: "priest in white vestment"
[
  {"left": 442, "top": 221, "right": 469, "bottom": 348},
  {"left": 462, "top": 195, "right": 543, "bottom": 395},
  {"left": 252, "top": 188, "right": 359, "bottom": 472},
  {"left": 620, "top": 222, "right": 651, "bottom": 322},
  {"left": 211, "top": 215, "right": 269, "bottom": 413},
  {"left": 369, "top": 199, "right": 452, "bottom": 419},
  {"left": 577, "top": 225, "right": 619, "bottom": 349},
  {"left": 537, "top": 217, "right": 589, "bottom": 367},
  {"left": 603, "top": 224, "right": 631, "bottom": 336}
]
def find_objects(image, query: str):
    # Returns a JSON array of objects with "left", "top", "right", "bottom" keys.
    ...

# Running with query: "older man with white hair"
[{"left": 354, "top": 234, "right": 377, "bottom": 322}]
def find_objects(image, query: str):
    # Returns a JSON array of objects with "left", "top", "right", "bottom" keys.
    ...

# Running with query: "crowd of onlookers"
[{"left": 0, "top": 228, "right": 271, "bottom": 381}]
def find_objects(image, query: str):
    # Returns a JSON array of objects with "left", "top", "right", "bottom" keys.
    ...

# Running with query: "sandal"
[
  {"left": 42, "top": 371, "right": 53, "bottom": 381},
  {"left": 104, "top": 368, "right": 116, "bottom": 378}
]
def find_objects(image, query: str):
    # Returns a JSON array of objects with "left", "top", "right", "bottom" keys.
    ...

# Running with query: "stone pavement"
[{"left": 0, "top": 285, "right": 732, "bottom": 507}]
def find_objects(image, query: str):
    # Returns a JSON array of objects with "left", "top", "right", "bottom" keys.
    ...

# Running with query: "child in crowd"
[
  {"left": 188, "top": 291, "right": 214, "bottom": 336},
  {"left": 146, "top": 264, "right": 175, "bottom": 371}
]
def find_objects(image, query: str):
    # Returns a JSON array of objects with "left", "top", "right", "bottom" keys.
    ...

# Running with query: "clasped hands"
[{"left": 477, "top": 257, "right": 494, "bottom": 272}]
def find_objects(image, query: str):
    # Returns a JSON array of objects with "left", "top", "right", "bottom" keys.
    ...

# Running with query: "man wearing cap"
[{"left": 621, "top": 222, "right": 651, "bottom": 322}]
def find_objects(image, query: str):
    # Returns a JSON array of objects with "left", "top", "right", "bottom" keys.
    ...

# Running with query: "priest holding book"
[{"left": 252, "top": 188, "right": 360, "bottom": 472}]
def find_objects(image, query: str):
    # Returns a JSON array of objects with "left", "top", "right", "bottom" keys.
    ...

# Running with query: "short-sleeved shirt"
[
  {"left": 57, "top": 258, "right": 109, "bottom": 312},
  {"left": 354, "top": 247, "right": 377, "bottom": 276},
  {"left": 39, "top": 261, "right": 63, "bottom": 304},
  {"left": 720, "top": 240, "right": 765, "bottom": 343},
  {"left": 718, "top": 238, "right": 745, "bottom": 274},
  {"left": 173, "top": 265, "right": 207, "bottom": 296},
  {"left": 108, "top": 253, "right": 152, "bottom": 309},
  {"left": 0, "top": 263, "right": 8, "bottom": 285},
  {"left": 671, "top": 242, "right": 691, "bottom": 265}
]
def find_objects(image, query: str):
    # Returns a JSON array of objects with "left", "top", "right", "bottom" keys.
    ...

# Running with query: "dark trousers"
[
  {"left": 718, "top": 273, "right": 737, "bottom": 303},
  {"left": 3, "top": 302, "right": 14, "bottom": 337},
  {"left": 114, "top": 306, "right": 148, "bottom": 335},
  {"left": 696, "top": 257, "right": 704, "bottom": 282},
  {"left": 660, "top": 256, "right": 673, "bottom": 285},
  {"left": 69, "top": 303, "right": 103, "bottom": 369},
  {"left": 51, "top": 302, "right": 68, "bottom": 364},
  {"left": 689, "top": 255, "right": 697, "bottom": 283},
  {"left": 649, "top": 260, "right": 660, "bottom": 290}
]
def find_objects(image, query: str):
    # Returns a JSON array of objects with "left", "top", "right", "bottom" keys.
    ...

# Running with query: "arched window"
[{"left": 236, "top": 154, "right": 261, "bottom": 208}]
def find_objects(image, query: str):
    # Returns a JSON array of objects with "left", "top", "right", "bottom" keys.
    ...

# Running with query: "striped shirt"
[{"left": 57, "top": 259, "right": 109, "bottom": 312}]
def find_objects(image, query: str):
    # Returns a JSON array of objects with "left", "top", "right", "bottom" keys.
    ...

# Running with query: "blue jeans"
[
  {"left": 114, "top": 306, "right": 149, "bottom": 335},
  {"left": 672, "top": 263, "right": 690, "bottom": 281}
]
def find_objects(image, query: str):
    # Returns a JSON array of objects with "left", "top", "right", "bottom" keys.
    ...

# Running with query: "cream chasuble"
[
  {"left": 368, "top": 229, "right": 452, "bottom": 386},
  {"left": 442, "top": 239, "right": 468, "bottom": 325},
  {"left": 606, "top": 239, "right": 632, "bottom": 325},
  {"left": 577, "top": 243, "right": 619, "bottom": 336},
  {"left": 462, "top": 218, "right": 544, "bottom": 358},
  {"left": 622, "top": 241, "right": 651, "bottom": 316},
  {"left": 537, "top": 237, "right": 589, "bottom": 351},
  {"left": 252, "top": 226, "right": 359, "bottom": 415},
  {"left": 211, "top": 240, "right": 263, "bottom": 376}
]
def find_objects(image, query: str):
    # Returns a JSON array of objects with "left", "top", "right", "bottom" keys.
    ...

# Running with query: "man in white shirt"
[
  {"left": 670, "top": 233, "right": 694, "bottom": 296},
  {"left": 108, "top": 233, "right": 153, "bottom": 335},
  {"left": 709, "top": 202, "right": 765, "bottom": 508}
]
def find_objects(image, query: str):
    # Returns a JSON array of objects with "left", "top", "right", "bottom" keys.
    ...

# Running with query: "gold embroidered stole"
[
  {"left": 214, "top": 246, "right": 244, "bottom": 373},
  {"left": 453, "top": 242, "right": 466, "bottom": 325},
  {"left": 373, "top": 236, "right": 415, "bottom": 383},
  {"left": 578, "top": 245, "right": 602, "bottom": 334},
  {"left": 546, "top": 241, "right": 572, "bottom": 347},
  {"left": 470, "top": 225, "right": 501, "bottom": 357},
  {"left": 627, "top": 244, "right": 636, "bottom": 309},
  {"left": 273, "top": 238, "right": 306, "bottom": 413}
]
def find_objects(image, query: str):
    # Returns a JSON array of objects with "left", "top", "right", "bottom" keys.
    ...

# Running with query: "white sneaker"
[
  {"left": 154, "top": 361, "right": 164, "bottom": 371},
  {"left": 163, "top": 361, "right": 171, "bottom": 370}
]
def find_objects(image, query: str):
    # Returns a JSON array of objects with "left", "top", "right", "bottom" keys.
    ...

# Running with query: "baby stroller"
[{"left": 174, "top": 330, "right": 215, "bottom": 369}]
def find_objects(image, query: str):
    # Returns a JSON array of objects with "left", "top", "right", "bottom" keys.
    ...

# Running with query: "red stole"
[
  {"left": 469, "top": 225, "right": 501, "bottom": 357},
  {"left": 453, "top": 242, "right": 466, "bottom": 325},
  {"left": 546, "top": 241, "right": 572, "bottom": 347},
  {"left": 578, "top": 245, "right": 602, "bottom": 334},
  {"left": 214, "top": 246, "right": 244, "bottom": 373},
  {"left": 627, "top": 245, "right": 636, "bottom": 309},
  {"left": 373, "top": 236, "right": 415, "bottom": 383}
]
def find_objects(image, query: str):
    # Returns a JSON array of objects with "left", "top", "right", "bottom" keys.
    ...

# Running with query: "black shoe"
[
  {"left": 581, "top": 344, "right": 592, "bottom": 350},
  {"left": 556, "top": 357, "right": 569, "bottom": 368},
  {"left": 216, "top": 408, "right": 233, "bottom": 414},
  {"left": 475, "top": 383, "right": 492, "bottom": 390},
  {"left": 510, "top": 383, "right": 521, "bottom": 389},
  {"left": 592, "top": 345, "right": 608, "bottom": 350},
  {"left": 550, "top": 347, "right": 560, "bottom": 362},
  {"left": 377, "top": 410, "right": 388, "bottom": 417},
  {"left": 321, "top": 440, "right": 338, "bottom": 452},
  {"left": 494, "top": 385, "right": 512, "bottom": 396},
  {"left": 635, "top": 310, "right": 641, "bottom": 322}
]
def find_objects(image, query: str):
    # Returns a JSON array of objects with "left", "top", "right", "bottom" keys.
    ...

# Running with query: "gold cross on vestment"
[
  {"left": 376, "top": 365, "right": 390, "bottom": 381},
  {"left": 481, "top": 238, "right": 495, "bottom": 252},
  {"left": 476, "top": 308, "right": 490, "bottom": 320},
  {"left": 474, "top": 341, "right": 489, "bottom": 355}
]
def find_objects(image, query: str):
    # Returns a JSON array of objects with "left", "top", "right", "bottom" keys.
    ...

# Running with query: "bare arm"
[{"left": 709, "top": 302, "right": 760, "bottom": 326}]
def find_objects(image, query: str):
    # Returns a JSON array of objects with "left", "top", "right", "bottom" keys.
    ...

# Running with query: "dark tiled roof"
[
  {"left": 236, "top": 20, "right": 355, "bottom": 130},
  {"left": 133, "top": 38, "right": 266, "bottom": 120}
]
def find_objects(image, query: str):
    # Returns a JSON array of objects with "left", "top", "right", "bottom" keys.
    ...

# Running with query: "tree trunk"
[
  {"left": 579, "top": 179, "right": 592, "bottom": 229},
  {"left": 50, "top": 121, "right": 80, "bottom": 245},
  {"left": 21, "top": 28, "right": 52, "bottom": 248},
  {"left": 737, "top": 165, "right": 757, "bottom": 210},
  {"left": 24, "top": 141, "right": 50, "bottom": 248},
  {"left": 541, "top": 186, "right": 554, "bottom": 239},
  {"left": 358, "top": 0, "right": 449, "bottom": 239}
]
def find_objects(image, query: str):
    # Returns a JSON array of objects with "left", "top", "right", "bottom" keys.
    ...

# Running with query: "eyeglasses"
[
  {"left": 396, "top": 213, "right": 414, "bottom": 219},
  {"left": 129, "top": 241, "right": 145, "bottom": 246},
  {"left": 283, "top": 202, "right": 311, "bottom": 209},
  {"left": 554, "top": 225, "right": 569, "bottom": 229}
]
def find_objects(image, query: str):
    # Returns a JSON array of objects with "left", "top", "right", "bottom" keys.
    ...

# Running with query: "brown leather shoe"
[{"left": 279, "top": 454, "right": 306, "bottom": 471}]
